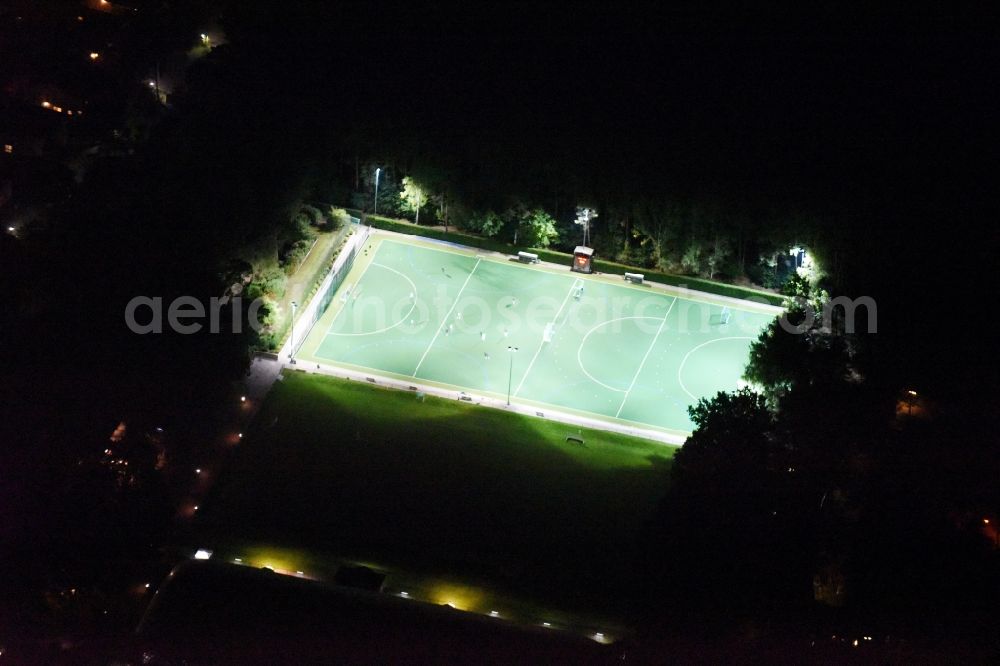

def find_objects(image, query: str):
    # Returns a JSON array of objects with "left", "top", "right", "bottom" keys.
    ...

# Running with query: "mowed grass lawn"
[{"left": 196, "top": 371, "right": 675, "bottom": 614}]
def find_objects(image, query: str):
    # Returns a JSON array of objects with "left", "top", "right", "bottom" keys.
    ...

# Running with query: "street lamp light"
[
  {"left": 373, "top": 167, "right": 381, "bottom": 216},
  {"left": 506, "top": 346, "right": 519, "bottom": 406}
]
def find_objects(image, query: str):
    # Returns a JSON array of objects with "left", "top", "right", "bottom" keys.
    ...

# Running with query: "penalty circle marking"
[
  {"left": 677, "top": 336, "right": 754, "bottom": 401},
  {"left": 326, "top": 263, "right": 418, "bottom": 337},
  {"left": 577, "top": 316, "right": 663, "bottom": 393}
]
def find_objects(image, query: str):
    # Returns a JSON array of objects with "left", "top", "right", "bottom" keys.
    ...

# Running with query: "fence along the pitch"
[{"left": 285, "top": 219, "right": 369, "bottom": 358}]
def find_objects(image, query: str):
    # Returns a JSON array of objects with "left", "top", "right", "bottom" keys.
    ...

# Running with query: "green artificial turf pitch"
[{"left": 298, "top": 235, "right": 777, "bottom": 435}]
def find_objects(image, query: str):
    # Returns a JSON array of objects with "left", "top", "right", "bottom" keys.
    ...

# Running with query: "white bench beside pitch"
[{"left": 517, "top": 251, "right": 540, "bottom": 264}]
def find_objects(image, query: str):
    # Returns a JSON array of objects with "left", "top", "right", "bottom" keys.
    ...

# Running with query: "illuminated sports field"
[{"left": 297, "top": 235, "right": 779, "bottom": 436}]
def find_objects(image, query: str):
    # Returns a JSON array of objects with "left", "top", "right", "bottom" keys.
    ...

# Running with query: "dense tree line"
[{"left": 638, "top": 280, "right": 999, "bottom": 653}]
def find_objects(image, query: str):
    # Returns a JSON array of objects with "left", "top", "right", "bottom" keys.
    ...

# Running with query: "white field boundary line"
[
  {"left": 412, "top": 257, "right": 482, "bottom": 377},
  {"left": 374, "top": 230, "right": 784, "bottom": 316},
  {"left": 615, "top": 296, "right": 678, "bottom": 418},
  {"left": 576, "top": 316, "right": 661, "bottom": 393},
  {"left": 320, "top": 250, "right": 380, "bottom": 339},
  {"left": 298, "top": 337, "right": 697, "bottom": 440},
  {"left": 324, "top": 263, "right": 418, "bottom": 337},
  {"left": 292, "top": 359, "right": 687, "bottom": 446},
  {"left": 513, "top": 278, "right": 582, "bottom": 398},
  {"left": 676, "top": 336, "right": 754, "bottom": 401}
]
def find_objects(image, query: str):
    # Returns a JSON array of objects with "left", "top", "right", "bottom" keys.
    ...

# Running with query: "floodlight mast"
[
  {"left": 373, "top": 167, "right": 381, "bottom": 216},
  {"left": 289, "top": 301, "right": 298, "bottom": 364},
  {"left": 506, "top": 346, "right": 519, "bottom": 406},
  {"left": 575, "top": 207, "right": 597, "bottom": 247}
]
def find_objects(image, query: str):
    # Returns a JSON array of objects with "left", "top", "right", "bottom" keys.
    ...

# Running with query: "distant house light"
[
  {"left": 90, "top": 52, "right": 100, "bottom": 60},
  {"left": 41, "top": 101, "right": 51, "bottom": 108},
  {"left": 3, "top": 144, "right": 11, "bottom": 154},
  {"left": 193, "top": 549, "right": 213, "bottom": 560}
]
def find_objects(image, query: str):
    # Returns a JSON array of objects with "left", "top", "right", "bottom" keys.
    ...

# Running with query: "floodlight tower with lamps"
[
  {"left": 575, "top": 207, "right": 597, "bottom": 247},
  {"left": 373, "top": 167, "right": 381, "bottom": 216},
  {"left": 506, "top": 346, "right": 519, "bottom": 406}
]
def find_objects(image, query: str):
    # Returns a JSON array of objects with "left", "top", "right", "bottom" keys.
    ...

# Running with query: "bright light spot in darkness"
[
  {"left": 195, "top": 468, "right": 201, "bottom": 474},
  {"left": 144, "top": 583, "right": 150, "bottom": 588},
  {"left": 429, "top": 584, "right": 482, "bottom": 611},
  {"left": 399, "top": 591, "right": 409, "bottom": 597},
  {"left": 489, "top": 610, "right": 499, "bottom": 617},
  {"left": 238, "top": 432, "right": 243, "bottom": 439},
  {"left": 241, "top": 395, "right": 246, "bottom": 402},
  {"left": 234, "top": 558, "right": 242, "bottom": 563},
  {"left": 542, "top": 622, "right": 551, "bottom": 627},
  {"left": 89, "top": 52, "right": 99, "bottom": 60},
  {"left": 241, "top": 546, "right": 307, "bottom": 576},
  {"left": 193, "top": 549, "right": 213, "bottom": 560}
]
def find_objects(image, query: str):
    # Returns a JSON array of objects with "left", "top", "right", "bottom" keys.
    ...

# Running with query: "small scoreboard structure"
[{"left": 572, "top": 246, "right": 594, "bottom": 274}]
